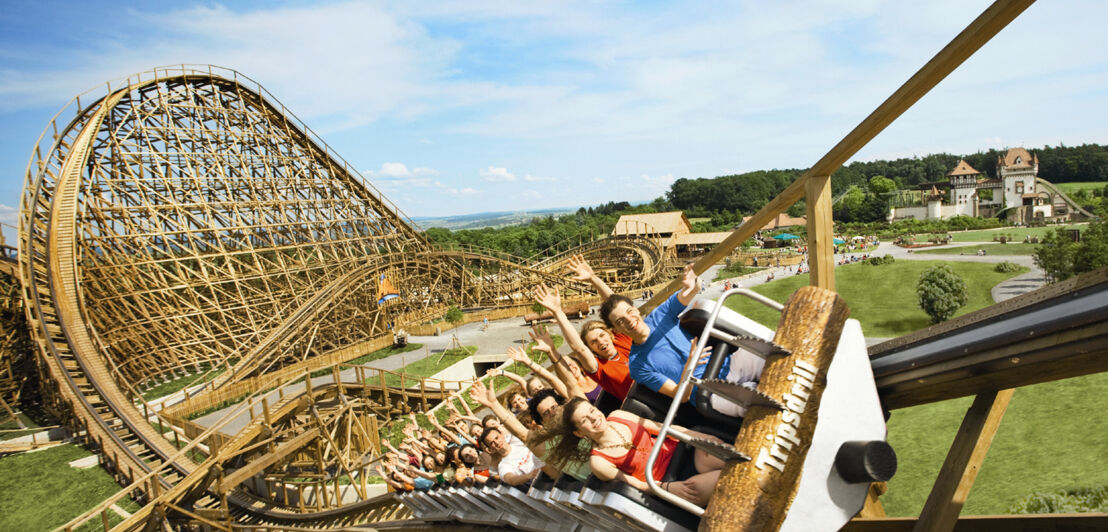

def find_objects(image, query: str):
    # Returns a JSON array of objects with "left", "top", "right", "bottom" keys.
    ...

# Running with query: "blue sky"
[{"left": 1, "top": 0, "right": 1106, "bottom": 242}]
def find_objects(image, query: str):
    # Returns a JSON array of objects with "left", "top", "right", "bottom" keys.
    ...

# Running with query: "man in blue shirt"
[{"left": 600, "top": 264, "right": 727, "bottom": 405}]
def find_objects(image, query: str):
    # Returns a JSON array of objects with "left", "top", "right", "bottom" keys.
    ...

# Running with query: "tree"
[
  {"left": 1035, "top": 214, "right": 1108, "bottom": 281},
  {"left": 445, "top": 306, "right": 464, "bottom": 327},
  {"left": 917, "top": 264, "right": 968, "bottom": 324},
  {"left": 868, "top": 175, "right": 897, "bottom": 195}
]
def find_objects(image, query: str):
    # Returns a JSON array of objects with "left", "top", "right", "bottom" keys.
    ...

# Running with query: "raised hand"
[
  {"left": 485, "top": 368, "right": 503, "bottom": 378},
  {"left": 507, "top": 346, "right": 530, "bottom": 365},
  {"left": 566, "top": 254, "right": 595, "bottom": 282},
  {"left": 532, "top": 283, "right": 561, "bottom": 312},
  {"left": 678, "top": 262, "right": 700, "bottom": 303},
  {"left": 468, "top": 380, "right": 495, "bottom": 408},
  {"left": 528, "top": 325, "right": 556, "bottom": 355}
]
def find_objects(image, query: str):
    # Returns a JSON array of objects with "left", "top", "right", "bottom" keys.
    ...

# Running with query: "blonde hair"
[{"left": 580, "top": 320, "right": 611, "bottom": 338}]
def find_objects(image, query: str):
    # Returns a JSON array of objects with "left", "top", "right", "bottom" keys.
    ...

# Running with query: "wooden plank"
[
  {"left": 846, "top": 513, "right": 1108, "bottom": 532},
  {"left": 805, "top": 175, "right": 835, "bottom": 291},
  {"left": 701, "top": 286, "right": 850, "bottom": 530},
  {"left": 913, "top": 389, "right": 1015, "bottom": 532},
  {"left": 217, "top": 427, "right": 319, "bottom": 493}
]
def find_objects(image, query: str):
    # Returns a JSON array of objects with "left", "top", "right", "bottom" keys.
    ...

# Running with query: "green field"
[
  {"left": 1054, "top": 181, "right": 1107, "bottom": 195},
  {"left": 0, "top": 444, "right": 140, "bottom": 531},
  {"left": 949, "top": 224, "right": 1087, "bottom": 243},
  {"left": 722, "top": 259, "right": 1027, "bottom": 338},
  {"left": 911, "top": 243, "right": 1039, "bottom": 256},
  {"left": 883, "top": 371, "right": 1108, "bottom": 515}
]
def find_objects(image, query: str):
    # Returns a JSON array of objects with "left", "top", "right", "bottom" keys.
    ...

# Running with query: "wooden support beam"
[
  {"left": 913, "top": 389, "right": 1015, "bottom": 532},
  {"left": 216, "top": 428, "right": 319, "bottom": 493},
  {"left": 805, "top": 175, "right": 835, "bottom": 291}
]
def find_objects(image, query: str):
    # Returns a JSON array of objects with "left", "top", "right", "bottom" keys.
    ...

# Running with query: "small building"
[{"left": 611, "top": 211, "right": 731, "bottom": 256}]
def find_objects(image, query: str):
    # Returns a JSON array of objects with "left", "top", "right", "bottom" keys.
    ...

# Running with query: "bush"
[
  {"left": 1007, "top": 486, "right": 1108, "bottom": 514},
  {"left": 867, "top": 254, "right": 895, "bottom": 266},
  {"left": 917, "top": 264, "right": 968, "bottom": 324},
  {"left": 995, "top": 261, "right": 1021, "bottom": 273}
]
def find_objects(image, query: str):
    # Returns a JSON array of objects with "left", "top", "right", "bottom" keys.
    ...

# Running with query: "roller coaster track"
[
  {"left": 1035, "top": 178, "right": 1098, "bottom": 219},
  {"left": 19, "top": 88, "right": 195, "bottom": 498},
  {"left": 529, "top": 234, "right": 670, "bottom": 277}
]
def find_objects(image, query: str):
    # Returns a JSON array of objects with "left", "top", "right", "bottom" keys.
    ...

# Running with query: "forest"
[{"left": 424, "top": 143, "right": 1108, "bottom": 257}]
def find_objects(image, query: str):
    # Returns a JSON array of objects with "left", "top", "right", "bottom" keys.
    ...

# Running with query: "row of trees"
[{"left": 422, "top": 144, "right": 1106, "bottom": 259}]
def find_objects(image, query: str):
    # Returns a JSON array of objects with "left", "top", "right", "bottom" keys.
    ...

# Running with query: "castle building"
[{"left": 889, "top": 148, "right": 1055, "bottom": 222}]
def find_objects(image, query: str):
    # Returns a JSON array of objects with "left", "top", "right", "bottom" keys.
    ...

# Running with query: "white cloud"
[
  {"left": 0, "top": 204, "right": 17, "bottom": 226},
  {"left": 480, "top": 166, "right": 516, "bottom": 182},
  {"left": 524, "top": 174, "right": 557, "bottom": 182}
]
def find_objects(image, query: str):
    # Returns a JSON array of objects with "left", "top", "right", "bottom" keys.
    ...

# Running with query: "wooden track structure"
[
  {"left": 13, "top": 64, "right": 670, "bottom": 530},
  {"left": 13, "top": 1, "right": 1108, "bottom": 530}
]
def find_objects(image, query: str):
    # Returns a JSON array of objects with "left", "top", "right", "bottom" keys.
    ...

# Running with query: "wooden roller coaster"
[{"left": 5, "top": 0, "right": 1106, "bottom": 530}]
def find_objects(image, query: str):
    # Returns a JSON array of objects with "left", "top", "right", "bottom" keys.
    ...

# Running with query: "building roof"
[
  {"left": 947, "top": 159, "right": 981, "bottom": 177},
  {"left": 928, "top": 185, "right": 945, "bottom": 201},
  {"left": 739, "top": 213, "right": 807, "bottom": 232},
  {"left": 673, "top": 232, "right": 732, "bottom": 246},
  {"left": 611, "top": 211, "right": 691, "bottom": 236},
  {"left": 998, "top": 147, "right": 1037, "bottom": 169}
]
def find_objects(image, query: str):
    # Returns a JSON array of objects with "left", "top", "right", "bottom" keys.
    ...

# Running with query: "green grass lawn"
[
  {"left": 911, "top": 243, "right": 1039, "bottom": 256},
  {"left": 949, "top": 224, "right": 1087, "bottom": 243},
  {"left": 141, "top": 366, "right": 226, "bottom": 401},
  {"left": 1054, "top": 181, "right": 1107, "bottom": 195},
  {"left": 0, "top": 443, "right": 140, "bottom": 531},
  {"left": 722, "top": 260, "right": 1027, "bottom": 338},
  {"left": 883, "top": 371, "right": 1108, "bottom": 515},
  {"left": 382, "top": 345, "right": 479, "bottom": 388}
]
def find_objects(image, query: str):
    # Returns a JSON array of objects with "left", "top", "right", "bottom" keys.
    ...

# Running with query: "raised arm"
[
  {"left": 508, "top": 346, "right": 568, "bottom": 399},
  {"left": 567, "top": 254, "right": 614, "bottom": 299},
  {"left": 534, "top": 283, "right": 599, "bottom": 374},
  {"left": 677, "top": 262, "right": 701, "bottom": 306},
  {"left": 488, "top": 367, "right": 529, "bottom": 395},
  {"left": 468, "top": 380, "right": 530, "bottom": 443},
  {"left": 529, "top": 325, "right": 585, "bottom": 400}
]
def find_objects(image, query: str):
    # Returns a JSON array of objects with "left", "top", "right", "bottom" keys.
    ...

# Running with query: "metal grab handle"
[{"left": 643, "top": 288, "right": 782, "bottom": 514}]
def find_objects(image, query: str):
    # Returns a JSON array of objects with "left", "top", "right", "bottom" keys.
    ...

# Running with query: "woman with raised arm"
[{"left": 534, "top": 280, "right": 633, "bottom": 400}]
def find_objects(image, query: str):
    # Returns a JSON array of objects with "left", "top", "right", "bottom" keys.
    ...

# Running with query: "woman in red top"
[
  {"left": 534, "top": 263, "right": 634, "bottom": 400},
  {"left": 543, "top": 398, "right": 727, "bottom": 507}
]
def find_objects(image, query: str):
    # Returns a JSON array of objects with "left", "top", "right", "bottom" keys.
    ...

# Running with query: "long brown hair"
[{"left": 532, "top": 397, "right": 593, "bottom": 470}]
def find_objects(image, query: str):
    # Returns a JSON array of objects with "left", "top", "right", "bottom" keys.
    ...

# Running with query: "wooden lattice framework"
[{"left": 18, "top": 65, "right": 670, "bottom": 393}]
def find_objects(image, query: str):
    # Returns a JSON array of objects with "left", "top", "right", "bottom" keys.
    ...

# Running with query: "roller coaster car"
[{"left": 609, "top": 296, "right": 895, "bottom": 531}]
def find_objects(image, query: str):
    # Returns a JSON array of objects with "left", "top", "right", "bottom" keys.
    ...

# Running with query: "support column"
[
  {"left": 805, "top": 174, "right": 835, "bottom": 291},
  {"left": 913, "top": 389, "right": 1014, "bottom": 532}
]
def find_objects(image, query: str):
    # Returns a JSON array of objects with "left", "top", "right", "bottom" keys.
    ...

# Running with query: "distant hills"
[{"left": 410, "top": 207, "right": 582, "bottom": 231}]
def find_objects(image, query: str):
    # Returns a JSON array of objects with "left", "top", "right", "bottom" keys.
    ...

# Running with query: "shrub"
[
  {"left": 917, "top": 264, "right": 968, "bottom": 324},
  {"left": 867, "top": 254, "right": 895, "bottom": 266},
  {"left": 995, "top": 261, "right": 1021, "bottom": 273},
  {"left": 1007, "top": 486, "right": 1108, "bottom": 514}
]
